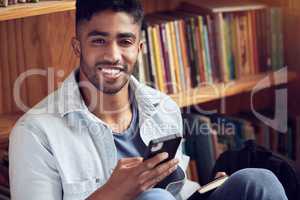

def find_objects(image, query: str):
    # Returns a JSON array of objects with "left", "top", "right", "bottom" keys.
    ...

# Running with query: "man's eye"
[
  {"left": 119, "top": 40, "right": 133, "bottom": 46},
  {"left": 92, "top": 38, "right": 106, "bottom": 44}
]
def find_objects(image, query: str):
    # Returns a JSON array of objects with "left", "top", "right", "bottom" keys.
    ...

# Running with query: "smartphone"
[{"left": 143, "top": 133, "right": 182, "bottom": 164}]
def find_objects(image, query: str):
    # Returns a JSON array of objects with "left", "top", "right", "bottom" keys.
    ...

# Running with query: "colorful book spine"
[
  {"left": 146, "top": 26, "right": 158, "bottom": 89},
  {"left": 170, "top": 21, "right": 183, "bottom": 91},
  {"left": 189, "top": 17, "right": 201, "bottom": 85},
  {"left": 214, "top": 13, "right": 229, "bottom": 82},
  {"left": 203, "top": 24, "right": 213, "bottom": 83},
  {"left": 159, "top": 23, "right": 173, "bottom": 94},
  {"left": 174, "top": 20, "right": 187, "bottom": 90},
  {"left": 192, "top": 16, "right": 204, "bottom": 83},
  {"left": 165, "top": 22, "right": 178, "bottom": 93},
  {"left": 141, "top": 30, "right": 152, "bottom": 85},
  {"left": 152, "top": 25, "right": 166, "bottom": 92},
  {"left": 178, "top": 20, "right": 192, "bottom": 89},
  {"left": 0, "top": 0, "right": 8, "bottom": 7}
]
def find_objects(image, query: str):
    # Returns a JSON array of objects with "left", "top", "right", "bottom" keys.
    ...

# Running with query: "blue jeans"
[
  {"left": 207, "top": 168, "right": 287, "bottom": 200},
  {"left": 136, "top": 168, "right": 287, "bottom": 200},
  {"left": 136, "top": 188, "right": 176, "bottom": 200}
]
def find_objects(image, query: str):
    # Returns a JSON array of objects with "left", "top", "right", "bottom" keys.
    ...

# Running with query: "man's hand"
[{"left": 88, "top": 152, "right": 179, "bottom": 200}]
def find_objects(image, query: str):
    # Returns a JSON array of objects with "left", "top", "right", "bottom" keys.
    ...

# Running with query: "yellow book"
[
  {"left": 155, "top": 25, "right": 168, "bottom": 92},
  {"left": 169, "top": 21, "right": 182, "bottom": 92},
  {"left": 174, "top": 20, "right": 186, "bottom": 91},
  {"left": 152, "top": 25, "right": 166, "bottom": 92},
  {"left": 165, "top": 22, "right": 178, "bottom": 93},
  {"left": 146, "top": 26, "right": 159, "bottom": 89}
]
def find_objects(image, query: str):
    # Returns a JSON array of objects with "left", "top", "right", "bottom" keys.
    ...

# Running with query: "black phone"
[{"left": 143, "top": 133, "right": 182, "bottom": 164}]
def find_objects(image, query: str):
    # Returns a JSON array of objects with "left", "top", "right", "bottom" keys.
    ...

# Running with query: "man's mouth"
[{"left": 97, "top": 66, "right": 124, "bottom": 79}]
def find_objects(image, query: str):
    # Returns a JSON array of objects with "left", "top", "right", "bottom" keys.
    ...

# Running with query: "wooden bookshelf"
[
  {"left": 0, "top": 113, "right": 22, "bottom": 147},
  {"left": 171, "top": 70, "right": 297, "bottom": 108},
  {"left": 0, "top": 0, "right": 75, "bottom": 21},
  {"left": 181, "top": 0, "right": 266, "bottom": 13}
]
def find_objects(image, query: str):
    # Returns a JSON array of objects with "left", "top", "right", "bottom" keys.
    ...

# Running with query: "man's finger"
[
  {"left": 118, "top": 157, "right": 143, "bottom": 166},
  {"left": 141, "top": 164, "right": 178, "bottom": 188},
  {"left": 139, "top": 158, "right": 179, "bottom": 184},
  {"left": 136, "top": 152, "right": 169, "bottom": 174}
]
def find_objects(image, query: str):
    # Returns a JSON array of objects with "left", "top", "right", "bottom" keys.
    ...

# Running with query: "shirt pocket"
[{"left": 62, "top": 178, "right": 105, "bottom": 200}]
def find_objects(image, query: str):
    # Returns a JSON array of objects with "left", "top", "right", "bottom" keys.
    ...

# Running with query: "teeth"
[{"left": 101, "top": 68, "right": 121, "bottom": 75}]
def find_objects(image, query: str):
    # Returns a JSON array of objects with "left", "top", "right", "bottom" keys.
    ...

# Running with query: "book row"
[
  {"left": 182, "top": 111, "right": 297, "bottom": 185},
  {"left": 1, "top": 0, "right": 42, "bottom": 7},
  {"left": 136, "top": 7, "right": 284, "bottom": 94}
]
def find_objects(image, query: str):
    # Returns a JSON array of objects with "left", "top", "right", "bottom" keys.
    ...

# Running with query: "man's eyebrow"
[
  {"left": 87, "top": 30, "right": 109, "bottom": 37},
  {"left": 117, "top": 33, "right": 136, "bottom": 40},
  {"left": 87, "top": 31, "right": 137, "bottom": 40}
]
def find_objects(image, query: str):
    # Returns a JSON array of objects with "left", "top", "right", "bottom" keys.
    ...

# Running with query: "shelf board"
[
  {"left": 0, "top": 0, "right": 75, "bottom": 21},
  {"left": 0, "top": 113, "right": 22, "bottom": 144},
  {"left": 170, "top": 70, "right": 297, "bottom": 108},
  {"left": 180, "top": 1, "right": 267, "bottom": 13}
]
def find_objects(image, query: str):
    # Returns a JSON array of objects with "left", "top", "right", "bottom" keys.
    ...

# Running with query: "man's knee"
[
  {"left": 229, "top": 168, "right": 287, "bottom": 199},
  {"left": 136, "top": 188, "right": 176, "bottom": 200},
  {"left": 230, "top": 168, "right": 280, "bottom": 186}
]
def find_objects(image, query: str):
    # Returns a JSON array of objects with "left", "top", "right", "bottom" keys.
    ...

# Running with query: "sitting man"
[{"left": 9, "top": 0, "right": 288, "bottom": 200}]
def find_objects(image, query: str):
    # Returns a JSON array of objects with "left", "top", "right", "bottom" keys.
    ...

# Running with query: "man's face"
[{"left": 73, "top": 10, "right": 142, "bottom": 95}]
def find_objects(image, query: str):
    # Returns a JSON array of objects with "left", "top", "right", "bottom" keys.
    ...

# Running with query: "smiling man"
[
  {"left": 9, "top": 1, "right": 185, "bottom": 200},
  {"left": 9, "top": 0, "right": 288, "bottom": 200}
]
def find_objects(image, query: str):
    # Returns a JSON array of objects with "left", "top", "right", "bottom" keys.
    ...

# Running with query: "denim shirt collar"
[{"left": 57, "top": 69, "right": 163, "bottom": 119}]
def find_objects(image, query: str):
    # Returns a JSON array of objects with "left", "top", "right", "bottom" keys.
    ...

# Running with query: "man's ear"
[
  {"left": 71, "top": 37, "right": 81, "bottom": 57},
  {"left": 138, "top": 40, "right": 144, "bottom": 54}
]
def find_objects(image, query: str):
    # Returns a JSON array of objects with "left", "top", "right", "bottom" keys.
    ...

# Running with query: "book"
[
  {"left": 159, "top": 23, "right": 173, "bottom": 93},
  {"left": 152, "top": 25, "right": 166, "bottom": 92},
  {"left": 198, "top": 175, "right": 228, "bottom": 194},
  {"left": 188, "top": 175, "right": 229, "bottom": 200},
  {"left": 174, "top": 20, "right": 187, "bottom": 90},
  {"left": 0, "top": 0, "right": 8, "bottom": 7},
  {"left": 206, "top": 15, "right": 220, "bottom": 82},
  {"left": 8, "top": 0, "right": 17, "bottom": 5},
  {"left": 141, "top": 30, "right": 152, "bottom": 84},
  {"left": 139, "top": 3, "right": 285, "bottom": 94},
  {"left": 172, "top": 11, "right": 201, "bottom": 87},
  {"left": 145, "top": 26, "right": 158, "bottom": 89}
]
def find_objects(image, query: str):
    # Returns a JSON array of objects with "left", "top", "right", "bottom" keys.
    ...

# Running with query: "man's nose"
[{"left": 103, "top": 42, "right": 122, "bottom": 63}]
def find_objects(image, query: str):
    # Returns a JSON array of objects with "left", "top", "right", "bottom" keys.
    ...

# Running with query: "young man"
[{"left": 9, "top": 0, "right": 288, "bottom": 200}]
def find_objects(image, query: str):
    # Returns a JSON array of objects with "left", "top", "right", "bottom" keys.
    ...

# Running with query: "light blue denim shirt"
[{"left": 9, "top": 70, "right": 186, "bottom": 200}]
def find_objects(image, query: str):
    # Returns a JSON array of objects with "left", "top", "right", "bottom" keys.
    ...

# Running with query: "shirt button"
[{"left": 95, "top": 178, "right": 100, "bottom": 183}]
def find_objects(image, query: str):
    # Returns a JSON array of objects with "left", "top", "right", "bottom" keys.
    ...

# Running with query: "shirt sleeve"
[{"left": 9, "top": 124, "right": 62, "bottom": 200}]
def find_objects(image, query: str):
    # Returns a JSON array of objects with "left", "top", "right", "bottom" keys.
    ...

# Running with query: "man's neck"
[{"left": 78, "top": 70, "right": 133, "bottom": 132}]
